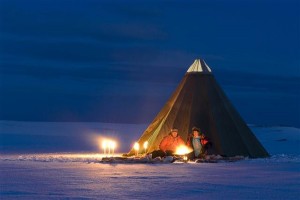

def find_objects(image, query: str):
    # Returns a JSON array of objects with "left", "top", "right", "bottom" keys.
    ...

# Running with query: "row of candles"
[
  {"left": 101, "top": 140, "right": 117, "bottom": 156},
  {"left": 101, "top": 138, "right": 190, "bottom": 161},
  {"left": 133, "top": 141, "right": 148, "bottom": 156},
  {"left": 101, "top": 140, "right": 149, "bottom": 156},
  {"left": 101, "top": 139, "right": 189, "bottom": 162},
  {"left": 101, "top": 139, "right": 190, "bottom": 156}
]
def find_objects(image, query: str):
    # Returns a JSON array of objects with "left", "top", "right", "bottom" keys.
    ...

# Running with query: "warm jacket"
[
  {"left": 159, "top": 134, "right": 185, "bottom": 152},
  {"left": 200, "top": 136, "right": 210, "bottom": 146},
  {"left": 187, "top": 134, "right": 212, "bottom": 151}
]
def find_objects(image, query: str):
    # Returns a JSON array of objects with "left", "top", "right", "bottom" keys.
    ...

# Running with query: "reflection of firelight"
[{"left": 175, "top": 145, "right": 192, "bottom": 155}]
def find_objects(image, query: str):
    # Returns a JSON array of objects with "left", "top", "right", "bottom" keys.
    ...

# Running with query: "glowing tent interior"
[{"left": 129, "top": 59, "right": 269, "bottom": 158}]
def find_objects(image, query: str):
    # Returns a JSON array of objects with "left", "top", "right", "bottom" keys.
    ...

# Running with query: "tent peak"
[{"left": 187, "top": 59, "right": 212, "bottom": 74}]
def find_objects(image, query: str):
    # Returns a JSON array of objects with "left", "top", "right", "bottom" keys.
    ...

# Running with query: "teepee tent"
[{"left": 129, "top": 59, "right": 269, "bottom": 158}]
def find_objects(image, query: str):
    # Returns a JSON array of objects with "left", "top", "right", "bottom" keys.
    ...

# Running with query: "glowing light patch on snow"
[{"left": 175, "top": 145, "right": 193, "bottom": 155}]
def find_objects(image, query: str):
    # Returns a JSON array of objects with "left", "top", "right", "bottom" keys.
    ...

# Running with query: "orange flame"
[{"left": 175, "top": 145, "right": 193, "bottom": 155}]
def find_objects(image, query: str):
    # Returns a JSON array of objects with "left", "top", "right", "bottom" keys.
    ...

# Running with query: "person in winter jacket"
[
  {"left": 150, "top": 128, "right": 185, "bottom": 159},
  {"left": 187, "top": 127, "right": 212, "bottom": 159},
  {"left": 159, "top": 128, "right": 185, "bottom": 152},
  {"left": 199, "top": 131, "right": 212, "bottom": 155}
]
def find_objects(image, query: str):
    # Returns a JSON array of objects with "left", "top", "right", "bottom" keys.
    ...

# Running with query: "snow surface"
[{"left": 0, "top": 121, "right": 300, "bottom": 199}]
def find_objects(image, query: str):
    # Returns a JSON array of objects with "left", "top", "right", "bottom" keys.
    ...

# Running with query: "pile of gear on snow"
[{"left": 100, "top": 155, "right": 245, "bottom": 164}]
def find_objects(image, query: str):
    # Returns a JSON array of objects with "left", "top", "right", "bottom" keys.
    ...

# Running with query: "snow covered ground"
[{"left": 0, "top": 121, "right": 299, "bottom": 199}]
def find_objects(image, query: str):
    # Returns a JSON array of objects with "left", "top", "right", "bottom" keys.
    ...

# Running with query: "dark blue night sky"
[{"left": 0, "top": 0, "right": 299, "bottom": 127}]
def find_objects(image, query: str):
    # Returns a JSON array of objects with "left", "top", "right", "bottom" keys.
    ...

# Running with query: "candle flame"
[
  {"left": 134, "top": 142, "right": 140, "bottom": 151},
  {"left": 102, "top": 140, "right": 107, "bottom": 149},
  {"left": 110, "top": 141, "right": 116, "bottom": 149},
  {"left": 143, "top": 141, "right": 148, "bottom": 149},
  {"left": 101, "top": 139, "right": 117, "bottom": 154}
]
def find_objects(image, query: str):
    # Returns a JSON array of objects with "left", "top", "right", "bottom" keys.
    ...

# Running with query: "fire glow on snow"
[{"left": 175, "top": 145, "right": 193, "bottom": 155}]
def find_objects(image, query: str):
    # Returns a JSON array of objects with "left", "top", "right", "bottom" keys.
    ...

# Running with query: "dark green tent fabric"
[{"left": 129, "top": 59, "right": 269, "bottom": 158}]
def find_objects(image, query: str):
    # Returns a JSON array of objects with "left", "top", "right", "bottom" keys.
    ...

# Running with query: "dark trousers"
[
  {"left": 187, "top": 151, "right": 196, "bottom": 160},
  {"left": 187, "top": 151, "right": 207, "bottom": 160},
  {"left": 151, "top": 150, "right": 174, "bottom": 159}
]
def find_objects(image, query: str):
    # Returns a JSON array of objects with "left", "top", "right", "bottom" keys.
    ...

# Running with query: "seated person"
[
  {"left": 187, "top": 127, "right": 212, "bottom": 159},
  {"left": 151, "top": 128, "right": 185, "bottom": 159},
  {"left": 200, "top": 131, "right": 212, "bottom": 155}
]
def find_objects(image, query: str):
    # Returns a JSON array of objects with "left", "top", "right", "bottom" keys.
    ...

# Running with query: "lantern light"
[
  {"left": 133, "top": 142, "right": 139, "bottom": 156},
  {"left": 102, "top": 140, "right": 108, "bottom": 155},
  {"left": 101, "top": 139, "right": 117, "bottom": 157},
  {"left": 111, "top": 141, "right": 116, "bottom": 155},
  {"left": 143, "top": 141, "right": 148, "bottom": 153}
]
